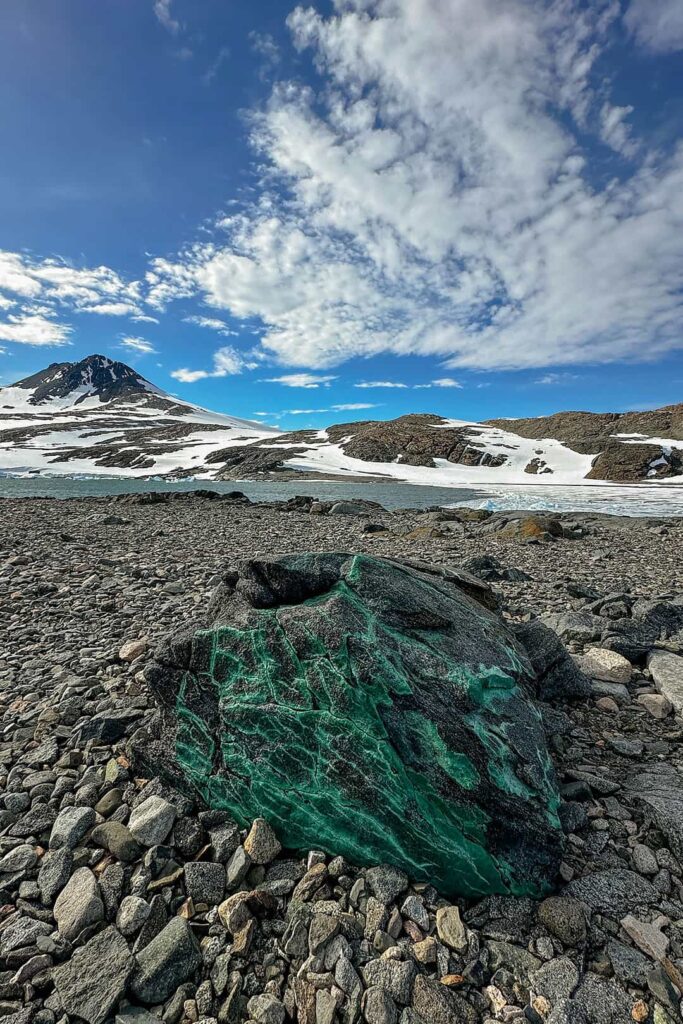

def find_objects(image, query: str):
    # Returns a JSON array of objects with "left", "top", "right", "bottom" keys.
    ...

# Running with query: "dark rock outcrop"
[
  {"left": 486, "top": 404, "right": 683, "bottom": 452},
  {"left": 586, "top": 442, "right": 682, "bottom": 481}
]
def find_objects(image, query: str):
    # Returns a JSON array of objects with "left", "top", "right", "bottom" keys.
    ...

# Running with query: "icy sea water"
[{"left": 0, "top": 475, "right": 682, "bottom": 516}]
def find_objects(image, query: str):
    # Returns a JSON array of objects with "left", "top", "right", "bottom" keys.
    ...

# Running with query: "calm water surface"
[{"left": 1, "top": 475, "right": 683, "bottom": 516}]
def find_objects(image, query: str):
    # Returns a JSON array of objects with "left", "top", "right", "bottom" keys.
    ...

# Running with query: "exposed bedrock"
[{"left": 141, "top": 553, "right": 586, "bottom": 899}]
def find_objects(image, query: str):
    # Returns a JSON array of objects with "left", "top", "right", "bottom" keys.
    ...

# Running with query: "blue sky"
[{"left": 0, "top": 0, "right": 682, "bottom": 429}]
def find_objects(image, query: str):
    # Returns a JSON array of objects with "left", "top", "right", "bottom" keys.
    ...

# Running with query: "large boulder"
[{"left": 142, "top": 554, "right": 563, "bottom": 898}]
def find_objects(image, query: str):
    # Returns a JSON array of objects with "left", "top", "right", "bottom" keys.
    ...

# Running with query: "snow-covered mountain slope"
[
  {"left": 0, "top": 354, "right": 279, "bottom": 477},
  {"left": 1, "top": 357, "right": 681, "bottom": 483}
]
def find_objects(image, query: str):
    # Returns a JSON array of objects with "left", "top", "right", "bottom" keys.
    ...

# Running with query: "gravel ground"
[{"left": 1, "top": 492, "right": 683, "bottom": 1024}]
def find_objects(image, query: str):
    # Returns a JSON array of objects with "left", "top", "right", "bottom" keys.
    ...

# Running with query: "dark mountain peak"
[{"left": 11, "top": 353, "right": 160, "bottom": 407}]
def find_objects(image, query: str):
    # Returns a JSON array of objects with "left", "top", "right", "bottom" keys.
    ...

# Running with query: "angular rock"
[
  {"left": 411, "top": 974, "right": 478, "bottom": 1024},
  {"left": 366, "top": 865, "right": 409, "bottom": 904},
  {"left": 243, "top": 817, "right": 281, "bottom": 864},
  {"left": 79, "top": 709, "right": 142, "bottom": 743},
  {"left": 564, "top": 869, "right": 657, "bottom": 917},
  {"left": 573, "top": 975, "right": 635, "bottom": 1024},
  {"left": 637, "top": 693, "right": 672, "bottom": 719},
  {"left": 183, "top": 860, "right": 225, "bottom": 905},
  {"left": 53, "top": 867, "right": 104, "bottom": 941},
  {"left": 128, "top": 795, "right": 176, "bottom": 847},
  {"left": 246, "top": 993, "right": 286, "bottom": 1024},
  {"left": 38, "top": 846, "right": 73, "bottom": 904},
  {"left": 607, "top": 938, "right": 651, "bottom": 986},
  {"left": 540, "top": 611, "right": 603, "bottom": 646},
  {"left": 52, "top": 926, "right": 134, "bottom": 1024},
  {"left": 49, "top": 806, "right": 96, "bottom": 850},
  {"left": 0, "top": 915, "right": 53, "bottom": 955},
  {"left": 362, "top": 987, "right": 398, "bottom": 1024},
  {"left": 546, "top": 1000, "right": 590, "bottom": 1024},
  {"left": 531, "top": 957, "right": 581, "bottom": 1003},
  {"left": 117, "top": 895, "right": 151, "bottom": 937},
  {"left": 626, "top": 765, "right": 683, "bottom": 862},
  {"left": 647, "top": 651, "right": 683, "bottom": 715},
  {"left": 435, "top": 906, "right": 467, "bottom": 951},
  {"left": 225, "top": 845, "right": 251, "bottom": 888},
  {"left": 620, "top": 914, "right": 670, "bottom": 960},
  {"left": 144, "top": 554, "right": 563, "bottom": 898},
  {"left": 130, "top": 916, "right": 202, "bottom": 1004},
  {"left": 0, "top": 844, "right": 37, "bottom": 878}
]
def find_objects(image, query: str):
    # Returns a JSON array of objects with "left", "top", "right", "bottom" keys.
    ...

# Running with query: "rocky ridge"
[{"left": 1, "top": 494, "right": 683, "bottom": 1024}]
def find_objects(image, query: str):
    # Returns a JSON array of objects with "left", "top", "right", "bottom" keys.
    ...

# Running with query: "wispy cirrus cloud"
[
  {"left": 120, "top": 336, "right": 158, "bottom": 356},
  {"left": 356, "top": 378, "right": 462, "bottom": 389},
  {"left": 535, "top": 371, "right": 581, "bottom": 385},
  {"left": 184, "top": 315, "right": 237, "bottom": 336},
  {"left": 270, "top": 402, "right": 378, "bottom": 416},
  {"left": 264, "top": 373, "right": 337, "bottom": 388},
  {"left": 154, "top": 0, "right": 179, "bottom": 35}
]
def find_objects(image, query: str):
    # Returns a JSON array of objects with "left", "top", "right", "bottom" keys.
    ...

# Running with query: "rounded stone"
[{"left": 537, "top": 896, "right": 587, "bottom": 946}]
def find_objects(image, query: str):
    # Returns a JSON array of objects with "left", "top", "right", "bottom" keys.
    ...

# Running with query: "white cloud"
[
  {"left": 146, "top": 256, "right": 197, "bottom": 309},
  {"left": 264, "top": 372, "right": 337, "bottom": 388},
  {"left": 0, "top": 250, "right": 143, "bottom": 319},
  {"left": 0, "top": 314, "right": 72, "bottom": 346},
  {"left": 599, "top": 102, "right": 636, "bottom": 157},
  {"left": 121, "top": 336, "right": 158, "bottom": 355},
  {"left": 535, "top": 371, "right": 580, "bottom": 384},
  {"left": 355, "top": 380, "right": 409, "bottom": 388},
  {"left": 85, "top": 301, "right": 140, "bottom": 316},
  {"left": 184, "top": 315, "right": 238, "bottom": 336},
  {"left": 391, "top": 377, "right": 465, "bottom": 389},
  {"left": 277, "top": 402, "right": 378, "bottom": 415},
  {"left": 154, "top": 0, "right": 179, "bottom": 34},
  {"left": 151, "top": 0, "right": 683, "bottom": 374},
  {"left": 170, "top": 367, "right": 210, "bottom": 383},
  {"left": 333, "top": 403, "right": 377, "bottom": 411},
  {"left": 170, "top": 345, "right": 248, "bottom": 383},
  {"left": 624, "top": 0, "right": 683, "bottom": 53}
]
